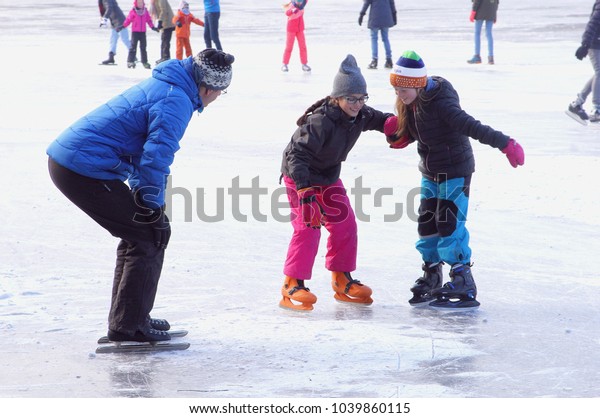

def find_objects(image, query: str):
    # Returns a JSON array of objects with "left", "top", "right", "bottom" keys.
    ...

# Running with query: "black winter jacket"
[
  {"left": 407, "top": 77, "right": 510, "bottom": 181},
  {"left": 360, "top": 0, "right": 396, "bottom": 30},
  {"left": 281, "top": 102, "right": 392, "bottom": 189},
  {"left": 582, "top": 0, "right": 600, "bottom": 49},
  {"left": 99, "top": 0, "right": 126, "bottom": 27},
  {"left": 472, "top": 0, "right": 498, "bottom": 22}
]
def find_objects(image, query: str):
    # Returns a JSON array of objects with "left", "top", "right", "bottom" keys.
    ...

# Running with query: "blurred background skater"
[
  {"left": 467, "top": 0, "right": 499, "bottom": 65},
  {"left": 150, "top": 0, "right": 176, "bottom": 64},
  {"left": 358, "top": 0, "right": 397, "bottom": 69},
  {"left": 203, "top": 0, "right": 222, "bottom": 51},
  {"left": 566, "top": 0, "right": 600, "bottom": 124},
  {"left": 98, "top": 0, "right": 131, "bottom": 65},
  {"left": 281, "top": 0, "right": 311, "bottom": 72},
  {"left": 173, "top": 1, "right": 204, "bottom": 60}
]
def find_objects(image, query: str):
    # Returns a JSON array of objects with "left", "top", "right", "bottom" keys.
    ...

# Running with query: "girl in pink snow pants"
[
  {"left": 279, "top": 54, "right": 394, "bottom": 311},
  {"left": 281, "top": 0, "right": 310, "bottom": 72}
]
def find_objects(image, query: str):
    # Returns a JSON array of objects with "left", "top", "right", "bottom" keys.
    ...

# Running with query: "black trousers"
[
  {"left": 48, "top": 158, "right": 165, "bottom": 335},
  {"left": 128, "top": 31, "right": 148, "bottom": 64},
  {"left": 161, "top": 27, "right": 175, "bottom": 60}
]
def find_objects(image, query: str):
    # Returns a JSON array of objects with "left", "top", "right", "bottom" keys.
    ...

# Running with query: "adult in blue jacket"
[
  {"left": 203, "top": 0, "right": 222, "bottom": 51},
  {"left": 47, "top": 48, "right": 234, "bottom": 343}
]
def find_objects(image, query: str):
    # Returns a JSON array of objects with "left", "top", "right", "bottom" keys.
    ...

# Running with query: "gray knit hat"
[
  {"left": 193, "top": 48, "right": 235, "bottom": 91},
  {"left": 331, "top": 54, "right": 367, "bottom": 98}
]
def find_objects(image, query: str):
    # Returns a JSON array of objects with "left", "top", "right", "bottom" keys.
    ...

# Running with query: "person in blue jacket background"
[{"left": 47, "top": 48, "right": 234, "bottom": 343}]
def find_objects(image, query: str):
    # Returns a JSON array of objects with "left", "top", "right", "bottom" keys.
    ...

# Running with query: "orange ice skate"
[
  {"left": 279, "top": 276, "right": 317, "bottom": 311},
  {"left": 331, "top": 271, "right": 373, "bottom": 305}
]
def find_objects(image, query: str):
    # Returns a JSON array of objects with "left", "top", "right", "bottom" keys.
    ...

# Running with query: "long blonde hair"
[{"left": 392, "top": 88, "right": 432, "bottom": 137}]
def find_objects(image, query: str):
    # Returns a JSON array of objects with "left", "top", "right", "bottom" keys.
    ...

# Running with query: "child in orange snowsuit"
[{"left": 172, "top": 1, "right": 204, "bottom": 59}]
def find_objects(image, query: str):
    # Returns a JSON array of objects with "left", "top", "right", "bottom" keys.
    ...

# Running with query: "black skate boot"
[
  {"left": 127, "top": 61, "right": 136, "bottom": 69},
  {"left": 101, "top": 52, "right": 115, "bottom": 65},
  {"left": 107, "top": 325, "right": 171, "bottom": 344},
  {"left": 409, "top": 262, "right": 443, "bottom": 305},
  {"left": 384, "top": 58, "right": 393, "bottom": 69},
  {"left": 367, "top": 59, "right": 377, "bottom": 69},
  {"left": 429, "top": 263, "right": 480, "bottom": 309},
  {"left": 148, "top": 317, "right": 170, "bottom": 331}
]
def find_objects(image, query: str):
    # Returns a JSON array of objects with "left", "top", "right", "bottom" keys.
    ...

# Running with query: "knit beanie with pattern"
[
  {"left": 390, "top": 50, "right": 427, "bottom": 89},
  {"left": 331, "top": 54, "right": 367, "bottom": 98},
  {"left": 193, "top": 48, "right": 235, "bottom": 91}
]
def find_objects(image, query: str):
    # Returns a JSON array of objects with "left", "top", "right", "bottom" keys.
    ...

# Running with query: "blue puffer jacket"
[
  {"left": 203, "top": 0, "right": 220, "bottom": 13},
  {"left": 47, "top": 57, "right": 203, "bottom": 208}
]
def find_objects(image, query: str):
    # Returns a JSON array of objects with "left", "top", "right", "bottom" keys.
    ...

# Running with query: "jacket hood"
[{"left": 152, "top": 58, "right": 204, "bottom": 112}]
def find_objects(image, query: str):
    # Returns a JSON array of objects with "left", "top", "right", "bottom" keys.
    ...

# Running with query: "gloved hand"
[
  {"left": 358, "top": 13, "right": 364, "bottom": 26},
  {"left": 469, "top": 10, "right": 476, "bottom": 22},
  {"left": 575, "top": 44, "right": 589, "bottom": 60},
  {"left": 146, "top": 205, "right": 171, "bottom": 249},
  {"left": 383, "top": 116, "right": 411, "bottom": 148},
  {"left": 297, "top": 187, "right": 325, "bottom": 229},
  {"left": 152, "top": 27, "right": 160, "bottom": 32},
  {"left": 99, "top": 17, "right": 109, "bottom": 28},
  {"left": 502, "top": 139, "right": 525, "bottom": 168},
  {"left": 176, "top": 20, "right": 182, "bottom": 27},
  {"left": 392, "top": 12, "right": 397, "bottom": 25},
  {"left": 115, "top": 25, "right": 124, "bottom": 32},
  {"left": 157, "top": 20, "right": 163, "bottom": 30}
]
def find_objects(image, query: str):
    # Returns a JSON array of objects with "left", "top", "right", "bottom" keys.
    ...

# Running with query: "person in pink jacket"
[
  {"left": 121, "top": 0, "right": 159, "bottom": 68},
  {"left": 281, "top": 0, "right": 310, "bottom": 72}
]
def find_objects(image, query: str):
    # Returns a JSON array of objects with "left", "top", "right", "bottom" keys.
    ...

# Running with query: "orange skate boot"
[
  {"left": 279, "top": 276, "right": 317, "bottom": 311},
  {"left": 331, "top": 271, "right": 373, "bottom": 304}
]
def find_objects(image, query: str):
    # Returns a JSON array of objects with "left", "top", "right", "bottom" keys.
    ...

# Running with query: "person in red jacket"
[
  {"left": 172, "top": 1, "right": 204, "bottom": 60},
  {"left": 281, "top": 0, "right": 311, "bottom": 72}
]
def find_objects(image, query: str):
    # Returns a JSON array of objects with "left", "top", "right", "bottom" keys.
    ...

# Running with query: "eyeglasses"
[{"left": 343, "top": 95, "right": 369, "bottom": 104}]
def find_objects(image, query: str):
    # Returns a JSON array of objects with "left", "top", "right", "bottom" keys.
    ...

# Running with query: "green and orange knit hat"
[{"left": 390, "top": 50, "right": 427, "bottom": 89}]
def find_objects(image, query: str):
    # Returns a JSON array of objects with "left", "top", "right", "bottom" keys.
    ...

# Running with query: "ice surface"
[{"left": 1, "top": 0, "right": 600, "bottom": 403}]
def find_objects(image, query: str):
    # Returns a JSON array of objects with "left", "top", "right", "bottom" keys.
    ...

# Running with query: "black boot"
[
  {"left": 367, "top": 59, "right": 377, "bottom": 69},
  {"left": 107, "top": 326, "right": 171, "bottom": 343},
  {"left": 101, "top": 52, "right": 115, "bottom": 65},
  {"left": 430, "top": 263, "right": 480, "bottom": 309},
  {"left": 409, "top": 262, "right": 443, "bottom": 305},
  {"left": 384, "top": 58, "right": 393, "bottom": 69}
]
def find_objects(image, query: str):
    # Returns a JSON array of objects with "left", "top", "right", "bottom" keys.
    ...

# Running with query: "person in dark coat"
[
  {"left": 567, "top": 0, "right": 600, "bottom": 124},
  {"left": 47, "top": 49, "right": 234, "bottom": 343},
  {"left": 384, "top": 51, "right": 524, "bottom": 309},
  {"left": 279, "top": 54, "right": 393, "bottom": 311},
  {"left": 467, "top": 0, "right": 499, "bottom": 64},
  {"left": 99, "top": 0, "right": 132, "bottom": 65},
  {"left": 358, "top": 0, "right": 397, "bottom": 69}
]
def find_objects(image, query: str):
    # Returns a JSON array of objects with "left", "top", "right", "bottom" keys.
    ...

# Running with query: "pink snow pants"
[
  {"left": 283, "top": 176, "right": 357, "bottom": 280},
  {"left": 282, "top": 30, "right": 308, "bottom": 65}
]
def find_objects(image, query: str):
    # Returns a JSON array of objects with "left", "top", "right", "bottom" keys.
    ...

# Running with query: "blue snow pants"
[{"left": 415, "top": 175, "right": 472, "bottom": 266}]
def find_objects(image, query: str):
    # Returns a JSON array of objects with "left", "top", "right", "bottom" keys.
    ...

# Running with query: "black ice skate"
[
  {"left": 408, "top": 262, "right": 443, "bottom": 305},
  {"left": 148, "top": 317, "right": 170, "bottom": 331},
  {"left": 429, "top": 263, "right": 480, "bottom": 310},
  {"left": 107, "top": 326, "right": 171, "bottom": 344},
  {"left": 565, "top": 103, "right": 589, "bottom": 125}
]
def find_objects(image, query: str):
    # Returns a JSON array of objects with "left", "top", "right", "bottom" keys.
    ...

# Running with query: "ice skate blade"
[
  {"left": 408, "top": 298, "right": 433, "bottom": 308},
  {"left": 408, "top": 293, "right": 435, "bottom": 306},
  {"left": 429, "top": 299, "right": 480, "bottom": 311},
  {"left": 279, "top": 297, "right": 314, "bottom": 311},
  {"left": 334, "top": 293, "right": 373, "bottom": 305},
  {"left": 564, "top": 110, "right": 588, "bottom": 126}
]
